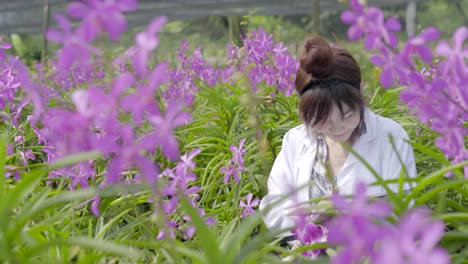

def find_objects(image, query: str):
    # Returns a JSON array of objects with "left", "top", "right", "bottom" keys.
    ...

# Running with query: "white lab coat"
[{"left": 259, "top": 108, "right": 416, "bottom": 233}]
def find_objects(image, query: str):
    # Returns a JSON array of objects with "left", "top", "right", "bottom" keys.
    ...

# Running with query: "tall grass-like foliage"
[{"left": 0, "top": 0, "right": 467, "bottom": 263}]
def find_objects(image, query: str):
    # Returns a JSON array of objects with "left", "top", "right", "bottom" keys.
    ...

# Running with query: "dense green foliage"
[
  {"left": 2, "top": 66, "right": 468, "bottom": 262},
  {"left": 1, "top": 0, "right": 468, "bottom": 263}
]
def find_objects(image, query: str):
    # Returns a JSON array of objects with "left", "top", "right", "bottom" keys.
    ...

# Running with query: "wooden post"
[
  {"left": 406, "top": 1, "right": 417, "bottom": 37},
  {"left": 228, "top": 16, "right": 234, "bottom": 44},
  {"left": 42, "top": 0, "right": 50, "bottom": 63},
  {"left": 313, "top": 0, "right": 320, "bottom": 34},
  {"left": 228, "top": 16, "right": 243, "bottom": 46}
]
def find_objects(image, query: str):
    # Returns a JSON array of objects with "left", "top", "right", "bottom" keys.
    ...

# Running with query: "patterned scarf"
[{"left": 309, "top": 137, "right": 333, "bottom": 200}]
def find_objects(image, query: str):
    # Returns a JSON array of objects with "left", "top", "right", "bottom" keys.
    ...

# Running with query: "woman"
[{"left": 259, "top": 36, "right": 416, "bottom": 235}]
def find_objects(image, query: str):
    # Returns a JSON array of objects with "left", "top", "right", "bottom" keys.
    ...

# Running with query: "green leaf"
[
  {"left": 0, "top": 167, "right": 46, "bottom": 230},
  {"left": 222, "top": 213, "right": 263, "bottom": 263},
  {"left": 411, "top": 140, "right": 450, "bottom": 166},
  {"left": 0, "top": 139, "right": 5, "bottom": 199},
  {"left": 7, "top": 186, "right": 51, "bottom": 240},
  {"left": 415, "top": 179, "right": 468, "bottom": 205},
  {"left": 178, "top": 193, "right": 223, "bottom": 264},
  {"left": 0, "top": 139, "right": 10, "bottom": 264},
  {"left": 68, "top": 236, "right": 142, "bottom": 258},
  {"left": 22, "top": 236, "right": 143, "bottom": 260},
  {"left": 406, "top": 160, "right": 468, "bottom": 204},
  {"left": 96, "top": 208, "right": 133, "bottom": 239},
  {"left": 174, "top": 241, "right": 207, "bottom": 263},
  {"left": 442, "top": 231, "right": 468, "bottom": 241},
  {"left": 48, "top": 151, "right": 102, "bottom": 170},
  {"left": 439, "top": 213, "right": 468, "bottom": 223}
]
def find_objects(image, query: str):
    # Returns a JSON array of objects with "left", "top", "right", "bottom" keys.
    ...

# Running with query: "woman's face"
[{"left": 311, "top": 103, "right": 361, "bottom": 143}]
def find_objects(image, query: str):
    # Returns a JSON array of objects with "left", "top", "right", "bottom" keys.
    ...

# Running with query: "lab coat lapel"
[{"left": 296, "top": 131, "right": 317, "bottom": 202}]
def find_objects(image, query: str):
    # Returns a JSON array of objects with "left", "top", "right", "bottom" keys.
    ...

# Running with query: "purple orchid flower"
[
  {"left": 148, "top": 100, "right": 193, "bottom": 161},
  {"left": 341, "top": 1, "right": 400, "bottom": 50},
  {"left": 295, "top": 222, "right": 327, "bottom": 258},
  {"left": 374, "top": 209, "right": 450, "bottom": 264},
  {"left": 179, "top": 148, "right": 202, "bottom": 174},
  {"left": 0, "top": 36, "right": 12, "bottom": 60},
  {"left": 19, "top": 149, "right": 36, "bottom": 166},
  {"left": 226, "top": 27, "right": 297, "bottom": 96},
  {"left": 133, "top": 16, "right": 168, "bottom": 77},
  {"left": 435, "top": 26, "right": 468, "bottom": 78},
  {"left": 121, "top": 63, "right": 168, "bottom": 123},
  {"left": 331, "top": 182, "right": 393, "bottom": 219},
  {"left": 183, "top": 208, "right": 215, "bottom": 239},
  {"left": 220, "top": 163, "right": 245, "bottom": 184},
  {"left": 239, "top": 193, "right": 260, "bottom": 218},
  {"left": 400, "top": 27, "right": 440, "bottom": 66},
  {"left": 0, "top": 68, "right": 22, "bottom": 109},
  {"left": 156, "top": 219, "right": 178, "bottom": 240},
  {"left": 230, "top": 139, "right": 247, "bottom": 166},
  {"left": 47, "top": 14, "right": 102, "bottom": 69},
  {"left": 327, "top": 183, "right": 393, "bottom": 264}
]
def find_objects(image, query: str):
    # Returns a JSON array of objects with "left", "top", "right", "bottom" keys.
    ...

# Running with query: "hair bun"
[{"left": 300, "top": 36, "right": 334, "bottom": 78}]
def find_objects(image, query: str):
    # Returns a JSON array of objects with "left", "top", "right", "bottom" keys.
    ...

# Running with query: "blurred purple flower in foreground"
[
  {"left": 331, "top": 182, "right": 393, "bottom": 219},
  {"left": 326, "top": 183, "right": 448, "bottom": 264},
  {"left": 41, "top": 0, "right": 196, "bottom": 203},
  {"left": 342, "top": 0, "right": 468, "bottom": 177},
  {"left": 133, "top": 16, "right": 168, "bottom": 76},
  {"left": 341, "top": 0, "right": 400, "bottom": 50},
  {"left": 4, "top": 0, "right": 214, "bottom": 244},
  {"left": 327, "top": 183, "right": 392, "bottom": 264},
  {"left": 67, "top": 0, "right": 137, "bottom": 41},
  {"left": 370, "top": 27, "right": 440, "bottom": 88},
  {"left": 47, "top": 14, "right": 102, "bottom": 69},
  {"left": 375, "top": 209, "right": 450, "bottom": 264},
  {"left": 436, "top": 27, "right": 468, "bottom": 79},
  {"left": 149, "top": 100, "right": 193, "bottom": 161}
]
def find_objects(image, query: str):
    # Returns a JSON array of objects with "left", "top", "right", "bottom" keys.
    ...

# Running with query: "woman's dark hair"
[{"left": 295, "top": 36, "right": 366, "bottom": 143}]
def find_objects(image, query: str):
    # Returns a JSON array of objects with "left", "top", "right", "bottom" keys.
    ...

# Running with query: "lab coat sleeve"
[
  {"left": 259, "top": 131, "right": 298, "bottom": 234},
  {"left": 385, "top": 128, "right": 417, "bottom": 192}
]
